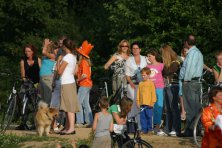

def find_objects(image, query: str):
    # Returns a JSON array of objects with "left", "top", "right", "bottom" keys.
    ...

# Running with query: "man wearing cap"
[{"left": 75, "top": 40, "right": 94, "bottom": 128}]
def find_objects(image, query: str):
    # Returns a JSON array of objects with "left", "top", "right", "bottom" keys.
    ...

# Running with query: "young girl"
[
  {"left": 161, "top": 44, "right": 181, "bottom": 136},
  {"left": 137, "top": 67, "right": 156, "bottom": 134},
  {"left": 201, "top": 86, "right": 222, "bottom": 147},
  {"left": 76, "top": 40, "right": 94, "bottom": 128},
  {"left": 92, "top": 97, "right": 113, "bottom": 148},
  {"left": 146, "top": 49, "right": 165, "bottom": 136},
  {"left": 213, "top": 50, "right": 222, "bottom": 83},
  {"left": 108, "top": 96, "right": 133, "bottom": 125}
]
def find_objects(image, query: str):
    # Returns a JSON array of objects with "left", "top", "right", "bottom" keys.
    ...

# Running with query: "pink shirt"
[{"left": 147, "top": 63, "right": 164, "bottom": 88}]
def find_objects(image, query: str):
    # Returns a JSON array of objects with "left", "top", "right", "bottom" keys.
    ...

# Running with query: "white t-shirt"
[{"left": 61, "top": 53, "right": 76, "bottom": 85}]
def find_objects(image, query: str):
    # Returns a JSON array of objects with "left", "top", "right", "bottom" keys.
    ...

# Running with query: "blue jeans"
[
  {"left": 140, "top": 105, "right": 153, "bottom": 133},
  {"left": 76, "top": 86, "right": 93, "bottom": 124},
  {"left": 165, "top": 84, "right": 181, "bottom": 134},
  {"left": 153, "top": 88, "right": 164, "bottom": 125}
]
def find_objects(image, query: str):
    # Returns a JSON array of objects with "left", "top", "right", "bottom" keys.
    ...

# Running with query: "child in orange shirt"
[
  {"left": 76, "top": 41, "right": 94, "bottom": 127},
  {"left": 137, "top": 67, "right": 157, "bottom": 134},
  {"left": 201, "top": 86, "right": 222, "bottom": 148}
]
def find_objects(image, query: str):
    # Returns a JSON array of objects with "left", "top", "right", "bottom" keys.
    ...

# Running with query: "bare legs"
[{"left": 63, "top": 112, "right": 75, "bottom": 133}]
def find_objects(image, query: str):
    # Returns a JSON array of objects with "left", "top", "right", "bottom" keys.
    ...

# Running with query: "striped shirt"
[{"left": 179, "top": 46, "right": 203, "bottom": 81}]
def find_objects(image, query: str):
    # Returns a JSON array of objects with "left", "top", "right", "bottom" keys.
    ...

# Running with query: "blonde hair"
[
  {"left": 215, "top": 50, "right": 222, "bottom": 58},
  {"left": 79, "top": 55, "right": 92, "bottom": 66},
  {"left": 160, "top": 44, "right": 178, "bottom": 68},
  {"left": 117, "top": 39, "right": 131, "bottom": 56}
]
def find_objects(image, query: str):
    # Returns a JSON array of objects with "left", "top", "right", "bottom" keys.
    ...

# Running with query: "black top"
[
  {"left": 22, "top": 56, "right": 40, "bottom": 84},
  {"left": 163, "top": 60, "right": 180, "bottom": 84}
]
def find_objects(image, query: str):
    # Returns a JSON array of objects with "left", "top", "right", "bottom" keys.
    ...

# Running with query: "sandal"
[{"left": 181, "top": 112, "right": 186, "bottom": 121}]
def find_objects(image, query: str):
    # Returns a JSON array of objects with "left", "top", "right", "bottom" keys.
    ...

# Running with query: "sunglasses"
[{"left": 121, "top": 45, "right": 129, "bottom": 48}]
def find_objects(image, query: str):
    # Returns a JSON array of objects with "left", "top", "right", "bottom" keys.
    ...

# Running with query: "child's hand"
[
  {"left": 137, "top": 104, "right": 140, "bottom": 109},
  {"left": 130, "top": 82, "right": 136, "bottom": 89},
  {"left": 120, "top": 118, "right": 126, "bottom": 124}
]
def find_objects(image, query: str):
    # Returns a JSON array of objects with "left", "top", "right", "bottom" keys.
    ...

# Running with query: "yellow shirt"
[{"left": 136, "top": 80, "right": 157, "bottom": 106}]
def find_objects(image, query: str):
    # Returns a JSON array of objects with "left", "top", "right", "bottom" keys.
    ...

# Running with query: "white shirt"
[
  {"left": 125, "top": 55, "right": 148, "bottom": 77},
  {"left": 61, "top": 53, "right": 76, "bottom": 85}
]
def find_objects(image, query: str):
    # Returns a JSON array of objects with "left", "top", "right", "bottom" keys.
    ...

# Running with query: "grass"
[{"left": 0, "top": 133, "right": 92, "bottom": 148}]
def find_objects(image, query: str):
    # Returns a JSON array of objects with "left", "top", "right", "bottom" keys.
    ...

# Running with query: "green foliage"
[
  {"left": 0, "top": 0, "right": 222, "bottom": 89},
  {"left": 104, "top": 0, "right": 222, "bottom": 59}
]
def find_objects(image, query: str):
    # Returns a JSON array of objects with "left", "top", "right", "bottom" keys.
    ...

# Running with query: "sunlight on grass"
[{"left": 0, "top": 131, "right": 93, "bottom": 148}]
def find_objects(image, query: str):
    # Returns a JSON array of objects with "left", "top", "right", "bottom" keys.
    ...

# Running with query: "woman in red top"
[
  {"left": 201, "top": 86, "right": 222, "bottom": 148},
  {"left": 76, "top": 40, "right": 94, "bottom": 128}
]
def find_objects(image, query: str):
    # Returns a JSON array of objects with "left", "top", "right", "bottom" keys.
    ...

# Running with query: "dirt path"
[{"left": 5, "top": 128, "right": 197, "bottom": 148}]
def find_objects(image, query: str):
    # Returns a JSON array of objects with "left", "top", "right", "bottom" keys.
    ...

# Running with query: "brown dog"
[{"left": 35, "top": 101, "right": 59, "bottom": 136}]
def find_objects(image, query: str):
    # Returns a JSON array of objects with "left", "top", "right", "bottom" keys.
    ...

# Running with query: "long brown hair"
[
  {"left": 160, "top": 44, "right": 178, "bottom": 68},
  {"left": 119, "top": 96, "right": 133, "bottom": 118},
  {"left": 23, "top": 44, "right": 37, "bottom": 57}
]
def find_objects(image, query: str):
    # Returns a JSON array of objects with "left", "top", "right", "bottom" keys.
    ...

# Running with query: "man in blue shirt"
[{"left": 179, "top": 35, "right": 203, "bottom": 137}]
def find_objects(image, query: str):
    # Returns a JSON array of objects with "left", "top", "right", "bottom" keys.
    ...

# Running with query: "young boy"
[
  {"left": 137, "top": 67, "right": 157, "bottom": 134},
  {"left": 92, "top": 97, "right": 113, "bottom": 148}
]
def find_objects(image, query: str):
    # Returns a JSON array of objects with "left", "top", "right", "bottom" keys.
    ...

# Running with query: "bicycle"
[
  {"left": 193, "top": 71, "right": 214, "bottom": 147},
  {"left": 0, "top": 73, "right": 39, "bottom": 133},
  {"left": 111, "top": 107, "right": 153, "bottom": 148},
  {"left": 90, "top": 77, "right": 110, "bottom": 115},
  {"left": 0, "top": 73, "right": 21, "bottom": 133}
]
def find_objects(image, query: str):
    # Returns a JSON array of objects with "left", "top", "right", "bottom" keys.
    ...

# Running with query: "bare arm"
[
  {"left": 57, "top": 56, "right": 68, "bottom": 75},
  {"left": 38, "top": 58, "right": 41, "bottom": 68},
  {"left": 203, "top": 64, "right": 212, "bottom": 72},
  {"left": 112, "top": 112, "right": 126, "bottom": 125},
  {"left": 20, "top": 60, "right": 25, "bottom": 79},
  {"left": 92, "top": 113, "right": 99, "bottom": 131},
  {"left": 77, "top": 74, "right": 87, "bottom": 82},
  {"left": 213, "top": 69, "right": 222, "bottom": 83},
  {"left": 42, "top": 39, "right": 56, "bottom": 60},
  {"left": 104, "top": 55, "right": 117, "bottom": 70},
  {"left": 126, "top": 75, "right": 136, "bottom": 89},
  {"left": 109, "top": 119, "right": 114, "bottom": 132}
]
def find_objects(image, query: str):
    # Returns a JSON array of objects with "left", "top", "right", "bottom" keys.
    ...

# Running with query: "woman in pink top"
[{"left": 146, "top": 49, "right": 165, "bottom": 136}]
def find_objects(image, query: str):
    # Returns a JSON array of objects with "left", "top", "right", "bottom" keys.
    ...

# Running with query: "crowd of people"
[{"left": 16, "top": 34, "right": 222, "bottom": 147}]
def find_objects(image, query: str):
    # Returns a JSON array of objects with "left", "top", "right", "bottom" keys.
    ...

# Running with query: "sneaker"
[
  {"left": 168, "top": 131, "right": 176, "bottom": 136},
  {"left": 75, "top": 123, "right": 84, "bottom": 128},
  {"left": 153, "top": 128, "right": 160, "bottom": 134},
  {"left": 157, "top": 130, "right": 167, "bottom": 136},
  {"left": 84, "top": 123, "right": 92, "bottom": 128},
  {"left": 15, "top": 123, "right": 30, "bottom": 130}
]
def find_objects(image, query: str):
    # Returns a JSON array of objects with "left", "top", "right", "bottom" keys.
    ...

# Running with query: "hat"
[{"left": 77, "top": 40, "right": 94, "bottom": 58}]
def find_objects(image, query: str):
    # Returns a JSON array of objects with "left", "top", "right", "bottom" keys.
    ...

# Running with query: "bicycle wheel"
[
  {"left": 0, "top": 94, "right": 17, "bottom": 133},
  {"left": 122, "top": 139, "right": 153, "bottom": 148},
  {"left": 201, "top": 93, "right": 209, "bottom": 108},
  {"left": 193, "top": 112, "right": 204, "bottom": 148}
]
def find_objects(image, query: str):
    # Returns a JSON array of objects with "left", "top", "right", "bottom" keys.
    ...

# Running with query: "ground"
[{"left": 4, "top": 128, "right": 197, "bottom": 148}]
